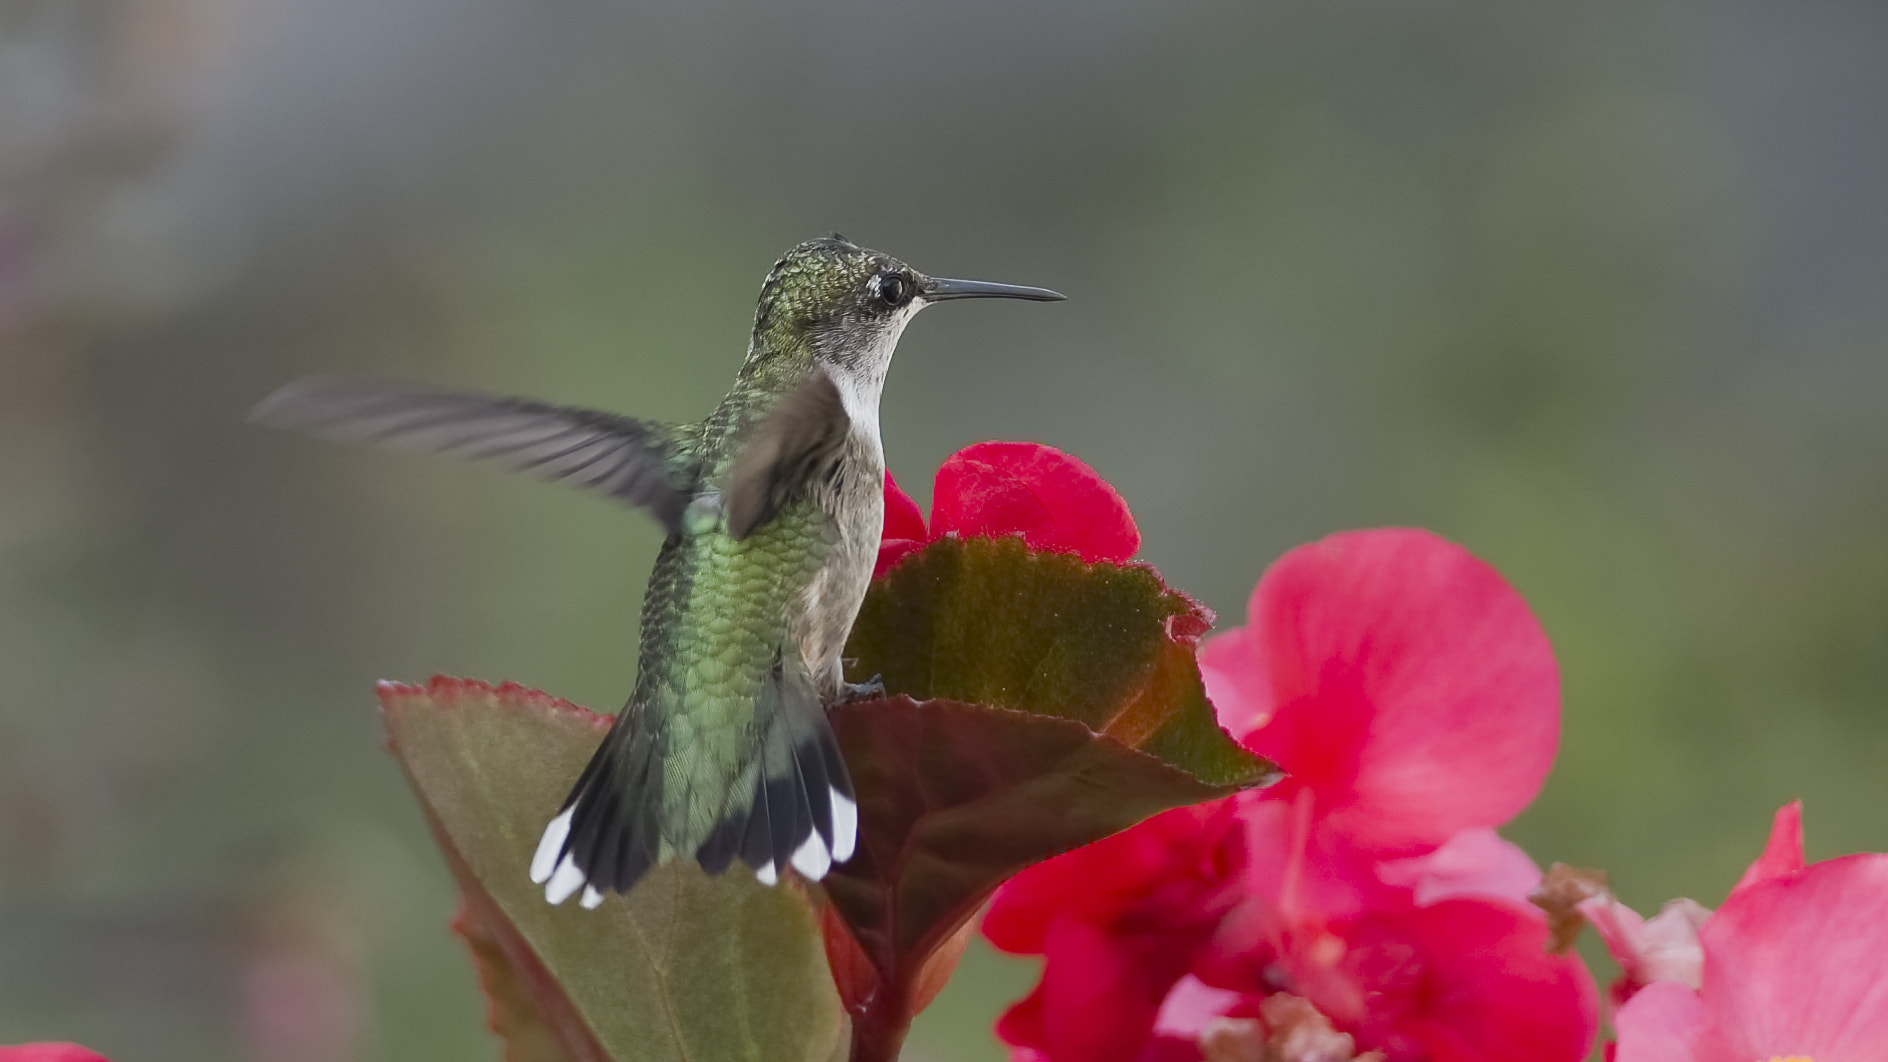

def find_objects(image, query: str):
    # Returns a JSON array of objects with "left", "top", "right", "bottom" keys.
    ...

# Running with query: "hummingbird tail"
[
  {"left": 695, "top": 665, "right": 858, "bottom": 886},
  {"left": 530, "top": 721, "right": 663, "bottom": 909},
  {"left": 529, "top": 654, "right": 857, "bottom": 906}
]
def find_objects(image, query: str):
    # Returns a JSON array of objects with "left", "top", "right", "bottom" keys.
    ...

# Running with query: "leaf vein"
[{"left": 622, "top": 881, "right": 693, "bottom": 1062}]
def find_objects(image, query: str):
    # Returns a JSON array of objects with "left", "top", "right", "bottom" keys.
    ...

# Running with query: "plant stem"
[{"left": 847, "top": 975, "right": 914, "bottom": 1062}]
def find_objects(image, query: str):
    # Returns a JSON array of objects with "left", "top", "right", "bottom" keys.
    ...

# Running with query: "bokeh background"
[{"left": 3, "top": 1, "right": 1886, "bottom": 1058}]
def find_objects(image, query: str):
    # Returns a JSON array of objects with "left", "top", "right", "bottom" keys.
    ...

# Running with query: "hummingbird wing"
[
  {"left": 251, "top": 377, "right": 697, "bottom": 534},
  {"left": 724, "top": 370, "right": 851, "bottom": 540}
]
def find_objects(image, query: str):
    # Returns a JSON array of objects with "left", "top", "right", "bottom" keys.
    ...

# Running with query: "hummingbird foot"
[{"left": 839, "top": 675, "right": 886, "bottom": 703}]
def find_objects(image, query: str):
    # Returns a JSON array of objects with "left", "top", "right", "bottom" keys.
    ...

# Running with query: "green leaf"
[
  {"left": 847, "top": 537, "right": 1269, "bottom": 788},
  {"left": 382, "top": 678, "right": 847, "bottom": 1062},
  {"left": 828, "top": 538, "right": 1277, "bottom": 1060}
]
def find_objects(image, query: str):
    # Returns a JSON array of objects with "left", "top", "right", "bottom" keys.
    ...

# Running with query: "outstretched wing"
[
  {"left": 252, "top": 376, "right": 698, "bottom": 534},
  {"left": 724, "top": 370, "right": 851, "bottom": 540}
]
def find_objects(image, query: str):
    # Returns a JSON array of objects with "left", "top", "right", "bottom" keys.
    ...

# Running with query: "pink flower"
[
  {"left": 1609, "top": 802, "right": 1888, "bottom": 1062},
  {"left": 983, "top": 801, "right": 1246, "bottom": 1062},
  {"left": 1199, "top": 529, "right": 1560, "bottom": 857},
  {"left": 1580, "top": 804, "right": 1809, "bottom": 1012},
  {"left": 985, "top": 529, "right": 1597, "bottom": 1062},
  {"left": 1193, "top": 796, "right": 1594, "bottom": 1062},
  {"left": 1577, "top": 894, "right": 1711, "bottom": 1008},
  {"left": 878, "top": 441, "right": 1139, "bottom": 576},
  {"left": 0, "top": 1047, "right": 112, "bottom": 1062},
  {"left": 1188, "top": 894, "right": 1593, "bottom": 1062}
]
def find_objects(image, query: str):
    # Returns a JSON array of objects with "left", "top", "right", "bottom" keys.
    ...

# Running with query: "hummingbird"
[{"left": 252, "top": 235, "right": 1064, "bottom": 906}]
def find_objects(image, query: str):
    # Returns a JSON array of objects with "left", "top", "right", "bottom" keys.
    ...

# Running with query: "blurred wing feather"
[
  {"left": 251, "top": 376, "right": 697, "bottom": 533},
  {"left": 725, "top": 371, "right": 851, "bottom": 540}
]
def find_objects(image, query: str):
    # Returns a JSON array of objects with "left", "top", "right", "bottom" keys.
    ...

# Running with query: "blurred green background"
[{"left": 2, "top": 1, "right": 1885, "bottom": 1058}]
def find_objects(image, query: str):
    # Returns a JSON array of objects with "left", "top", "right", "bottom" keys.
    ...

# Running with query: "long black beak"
[{"left": 920, "top": 276, "right": 1067, "bottom": 302}]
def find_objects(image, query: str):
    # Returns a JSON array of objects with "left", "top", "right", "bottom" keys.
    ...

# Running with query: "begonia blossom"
[
  {"left": 1191, "top": 794, "right": 1594, "bottom": 1062},
  {"left": 1606, "top": 801, "right": 1888, "bottom": 1062},
  {"left": 1199, "top": 530, "right": 1560, "bottom": 856},
  {"left": 986, "top": 529, "right": 1597, "bottom": 1062},
  {"left": 877, "top": 441, "right": 1138, "bottom": 576}
]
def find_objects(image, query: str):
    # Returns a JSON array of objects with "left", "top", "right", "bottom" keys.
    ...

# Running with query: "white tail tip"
[
  {"left": 545, "top": 854, "right": 587, "bottom": 905},
  {"left": 790, "top": 829, "right": 833, "bottom": 881},
  {"left": 579, "top": 885, "right": 606, "bottom": 909},
  {"left": 530, "top": 808, "right": 575, "bottom": 885},
  {"left": 755, "top": 860, "right": 778, "bottom": 886},
  {"left": 831, "top": 791, "right": 859, "bottom": 864}
]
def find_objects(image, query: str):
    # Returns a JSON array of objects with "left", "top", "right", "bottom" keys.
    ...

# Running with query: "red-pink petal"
[
  {"left": 1578, "top": 895, "right": 1709, "bottom": 1007},
  {"left": 1728, "top": 800, "right": 1805, "bottom": 896},
  {"left": 1198, "top": 625, "right": 1274, "bottom": 738},
  {"left": 930, "top": 442, "right": 1139, "bottom": 564},
  {"left": 1032, "top": 918, "right": 1174, "bottom": 1062},
  {"left": 875, "top": 470, "right": 930, "bottom": 576},
  {"left": 873, "top": 538, "right": 927, "bottom": 578},
  {"left": 0, "top": 1047, "right": 113, "bottom": 1062},
  {"left": 995, "top": 980, "right": 1054, "bottom": 1058},
  {"left": 882, "top": 469, "right": 927, "bottom": 541},
  {"left": 1374, "top": 828, "right": 1543, "bottom": 909},
  {"left": 1239, "top": 529, "right": 1561, "bottom": 854},
  {"left": 1698, "top": 852, "right": 1888, "bottom": 1060},
  {"left": 985, "top": 802, "right": 1239, "bottom": 955},
  {"left": 1321, "top": 899, "right": 1599, "bottom": 1062},
  {"left": 1611, "top": 982, "right": 1720, "bottom": 1062},
  {"left": 1150, "top": 975, "right": 1243, "bottom": 1038},
  {"left": 1226, "top": 791, "right": 1386, "bottom": 928}
]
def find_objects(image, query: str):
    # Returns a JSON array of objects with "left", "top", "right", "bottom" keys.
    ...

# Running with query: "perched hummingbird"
[{"left": 253, "top": 235, "right": 1064, "bottom": 906}]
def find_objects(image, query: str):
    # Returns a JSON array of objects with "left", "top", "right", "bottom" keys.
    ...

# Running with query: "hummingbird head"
[{"left": 749, "top": 235, "right": 1064, "bottom": 388}]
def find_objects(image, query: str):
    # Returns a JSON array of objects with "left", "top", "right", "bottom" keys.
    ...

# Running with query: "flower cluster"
[
  {"left": 983, "top": 528, "right": 1598, "bottom": 1062},
  {"left": 1580, "top": 800, "right": 1888, "bottom": 1061}
]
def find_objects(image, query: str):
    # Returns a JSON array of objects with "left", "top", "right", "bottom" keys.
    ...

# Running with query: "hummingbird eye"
[{"left": 873, "top": 272, "right": 913, "bottom": 309}]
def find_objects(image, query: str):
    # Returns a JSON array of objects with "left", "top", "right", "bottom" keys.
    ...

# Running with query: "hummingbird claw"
[{"left": 840, "top": 675, "right": 886, "bottom": 703}]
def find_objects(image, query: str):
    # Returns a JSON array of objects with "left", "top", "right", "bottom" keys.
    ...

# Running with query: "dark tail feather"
[
  {"left": 690, "top": 654, "right": 858, "bottom": 887},
  {"left": 527, "top": 653, "right": 859, "bottom": 906},
  {"left": 726, "top": 654, "right": 857, "bottom": 884},
  {"left": 694, "top": 795, "right": 746, "bottom": 876},
  {"left": 529, "top": 721, "right": 660, "bottom": 907},
  {"left": 795, "top": 733, "right": 835, "bottom": 853}
]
